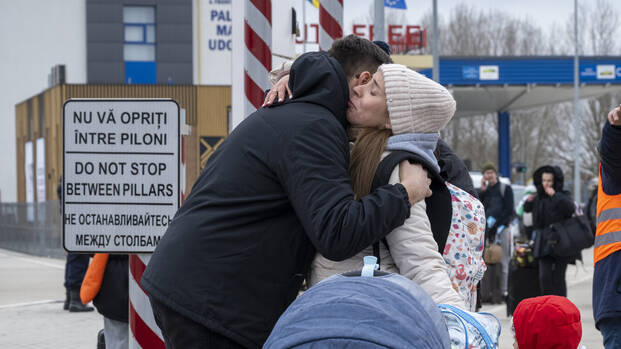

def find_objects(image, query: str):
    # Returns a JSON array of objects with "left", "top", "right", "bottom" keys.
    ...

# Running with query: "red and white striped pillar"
[
  {"left": 243, "top": 0, "right": 272, "bottom": 116},
  {"left": 129, "top": 254, "right": 164, "bottom": 348},
  {"left": 129, "top": 114, "right": 189, "bottom": 349},
  {"left": 318, "top": 0, "right": 343, "bottom": 51}
]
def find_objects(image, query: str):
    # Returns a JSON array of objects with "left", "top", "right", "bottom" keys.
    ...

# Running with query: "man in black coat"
[
  {"left": 142, "top": 37, "right": 431, "bottom": 349},
  {"left": 478, "top": 162, "right": 515, "bottom": 233},
  {"left": 478, "top": 162, "right": 514, "bottom": 302},
  {"left": 524, "top": 165, "right": 576, "bottom": 296}
]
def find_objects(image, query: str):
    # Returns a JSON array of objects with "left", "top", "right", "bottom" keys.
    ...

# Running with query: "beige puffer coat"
[{"left": 308, "top": 152, "right": 466, "bottom": 308}]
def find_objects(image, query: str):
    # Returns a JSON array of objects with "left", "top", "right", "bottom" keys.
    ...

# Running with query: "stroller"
[{"left": 265, "top": 257, "right": 500, "bottom": 349}]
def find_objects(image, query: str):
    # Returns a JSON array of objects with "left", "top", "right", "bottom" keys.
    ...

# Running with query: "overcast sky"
[
  {"left": 295, "top": 0, "right": 621, "bottom": 52},
  {"left": 348, "top": 0, "right": 579, "bottom": 32},
  {"left": 344, "top": 0, "right": 621, "bottom": 32}
]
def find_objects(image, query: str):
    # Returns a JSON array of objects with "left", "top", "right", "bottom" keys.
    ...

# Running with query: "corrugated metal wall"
[
  {"left": 15, "top": 84, "right": 231, "bottom": 202},
  {"left": 15, "top": 101, "right": 28, "bottom": 202}
]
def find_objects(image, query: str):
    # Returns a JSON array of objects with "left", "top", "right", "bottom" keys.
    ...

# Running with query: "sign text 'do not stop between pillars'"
[{"left": 63, "top": 99, "right": 180, "bottom": 253}]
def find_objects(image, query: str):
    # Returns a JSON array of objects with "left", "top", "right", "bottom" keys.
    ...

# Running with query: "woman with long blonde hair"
[{"left": 308, "top": 64, "right": 467, "bottom": 308}]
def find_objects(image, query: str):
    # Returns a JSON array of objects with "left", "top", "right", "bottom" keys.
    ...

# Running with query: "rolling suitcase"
[
  {"left": 480, "top": 262, "right": 503, "bottom": 304},
  {"left": 506, "top": 257, "right": 541, "bottom": 316}
]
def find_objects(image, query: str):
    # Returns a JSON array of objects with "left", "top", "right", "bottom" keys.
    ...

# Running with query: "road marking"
[{"left": 0, "top": 299, "right": 61, "bottom": 309}]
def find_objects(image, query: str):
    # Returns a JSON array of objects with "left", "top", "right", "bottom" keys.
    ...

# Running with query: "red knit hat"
[{"left": 513, "top": 296, "right": 582, "bottom": 349}]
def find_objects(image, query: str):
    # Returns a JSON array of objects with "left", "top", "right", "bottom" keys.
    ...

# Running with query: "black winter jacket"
[
  {"left": 478, "top": 181, "right": 514, "bottom": 228},
  {"left": 523, "top": 165, "right": 575, "bottom": 230},
  {"left": 435, "top": 139, "right": 477, "bottom": 199},
  {"left": 141, "top": 52, "right": 411, "bottom": 349},
  {"left": 93, "top": 255, "right": 128, "bottom": 323}
]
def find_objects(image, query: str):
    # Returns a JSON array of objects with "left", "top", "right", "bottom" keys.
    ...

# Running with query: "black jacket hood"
[
  {"left": 287, "top": 51, "right": 350, "bottom": 129},
  {"left": 533, "top": 165, "right": 565, "bottom": 195}
]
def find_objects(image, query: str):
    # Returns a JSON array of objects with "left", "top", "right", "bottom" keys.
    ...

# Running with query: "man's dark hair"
[{"left": 328, "top": 35, "right": 393, "bottom": 80}]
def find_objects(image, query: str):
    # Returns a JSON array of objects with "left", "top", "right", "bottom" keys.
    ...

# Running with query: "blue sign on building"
[
  {"left": 419, "top": 57, "right": 621, "bottom": 85},
  {"left": 462, "top": 66, "right": 478, "bottom": 79}
]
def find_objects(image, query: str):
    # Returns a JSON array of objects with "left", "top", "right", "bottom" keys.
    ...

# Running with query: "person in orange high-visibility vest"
[
  {"left": 593, "top": 105, "right": 621, "bottom": 349},
  {"left": 81, "top": 254, "right": 129, "bottom": 349}
]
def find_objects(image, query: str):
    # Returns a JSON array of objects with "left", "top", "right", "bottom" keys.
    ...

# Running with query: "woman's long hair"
[{"left": 349, "top": 128, "right": 392, "bottom": 199}]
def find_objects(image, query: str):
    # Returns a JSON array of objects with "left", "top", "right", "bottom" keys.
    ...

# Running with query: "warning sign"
[{"left": 63, "top": 99, "right": 180, "bottom": 252}]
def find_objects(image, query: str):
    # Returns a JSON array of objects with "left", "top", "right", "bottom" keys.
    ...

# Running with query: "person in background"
[
  {"left": 512, "top": 295, "right": 582, "bottom": 349},
  {"left": 524, "top": 165, "right": 575, "bottom": 296},
  {"left": 478, "top": 162, "right": 515, "bottom": 235},
  {"left": 585, "top": 177, "right": 599, "bottom": 234},
  {"left": 516, "top": 184, "right": 537, "bottom": 240},
  {"left": 80, "top": 253, "right": 129, "bottom": 349},
  {"left": 57, "top": 176, "right": 93, "bottom": 313},
  {"left": 593, "top": 105, "right": 621, "bottom": 349},
  {"left": 478, "top": 162, "right": 514, "bottom": 303}
]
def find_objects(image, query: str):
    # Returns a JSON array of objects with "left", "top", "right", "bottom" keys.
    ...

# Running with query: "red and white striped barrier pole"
[
  {"left": 244, "top": 0, "right": 272, "bottom": 116},
  {"left": 129, "top": 112, "right": 189, "bottom": 349},
  {"left": 318, "top": 0, "right": 343, "bottom": 51},
  {"left": 129, "top": 254, "right": 164, "bottom": 348}
]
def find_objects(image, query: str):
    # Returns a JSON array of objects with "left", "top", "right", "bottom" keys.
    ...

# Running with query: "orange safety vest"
[{"left": 594, "top": 165, "right": 621, "bottom": 265}]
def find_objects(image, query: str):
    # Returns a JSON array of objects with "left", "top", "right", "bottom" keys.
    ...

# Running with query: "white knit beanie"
[{"left": 379, "top": 64, "right": 456, "bottom": 135}]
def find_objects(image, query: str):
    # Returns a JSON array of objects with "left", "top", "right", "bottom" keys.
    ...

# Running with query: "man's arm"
[
  {"left": 499, "top": 185, "right": 515, "bottom": 226},
  {"left": 601, "top": 106, "right": 621, "bottom": 195},
  {"left": 278, "top": 121, "right": 423, "bottom": 261},
  {"left": 523, "top": 196, "right": 534, "bottom": 213}
]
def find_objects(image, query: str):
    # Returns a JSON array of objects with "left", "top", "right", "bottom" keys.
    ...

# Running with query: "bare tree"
[
  {"left": 510, "top": 107, "right": 559, "bottom": 182},
  {"left": 561, "top": 0, "right": 621, "bottom": 188},
  {"left": 418, "top": 1, "right": 620, "bottom": 191},
  {"left": 425, "top": 3, "right": 557, "bottom": 176},
  {"left": 588, "top": 0, "right": 619, "bottom": 55}
]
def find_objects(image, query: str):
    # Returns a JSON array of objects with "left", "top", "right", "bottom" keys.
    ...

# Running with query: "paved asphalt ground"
[{"left": 0, "top": 247, "right": 605, "bottom": 348}]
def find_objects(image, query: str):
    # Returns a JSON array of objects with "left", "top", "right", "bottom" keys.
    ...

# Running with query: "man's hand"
[
  {"left": 480, "top": 177, "right": 487, "bottom": 192},
  {"left": 544, "top": 186, "right": 555, "bottom": 197},
  {"left": 262, "top": 75, "right": 292, "bottom": 107},
  {"left": 608, "top": 105, "right": 621, "bottom": 126},
  {"left": 399, "top": 161, "right": 432, "bottom": 205}
]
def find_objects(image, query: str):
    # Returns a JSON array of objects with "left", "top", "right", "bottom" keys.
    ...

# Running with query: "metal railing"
[{"left": 0, "top": 201, "right": 64, "bottom": 258}]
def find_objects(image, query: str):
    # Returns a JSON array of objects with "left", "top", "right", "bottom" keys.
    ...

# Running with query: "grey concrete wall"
[
  {"left": 155, "top": 2, "right": 193, "bottom": 84},
  {"left": 87, "top": 0, "right": 124, "bottom": 83},
  {"left": 86, "top": 0, "right": 193, "bottom": 84}
]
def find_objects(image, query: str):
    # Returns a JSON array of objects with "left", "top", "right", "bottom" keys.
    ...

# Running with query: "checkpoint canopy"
[
  {"left": 415, "top": 56, "right": 621, "bottom": 117},
  {"left": 63, "top": 99, "right": 180, "bottom": 253}
]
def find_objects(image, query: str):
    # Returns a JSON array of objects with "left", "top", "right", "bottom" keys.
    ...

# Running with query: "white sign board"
[
  {"left": 199, "top": 0, "right": 232, "bottom": 85},
  {"left": 597, "top": 65, "right": 616, "bottom": 80},
  {"left": 25, "top": 141, "right": 34, "bottom": 203},
  {"left": 36, "top": 137, "right": 46, "bottom": 201},
  {"left": 479, "top": 65, "right": 499, "bottom": 80},
  {"left": 63, "top": 99, "right": 180, "bottom": 252}
]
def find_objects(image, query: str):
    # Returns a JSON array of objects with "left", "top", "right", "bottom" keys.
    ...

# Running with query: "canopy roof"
[
  {"left": 451, "top": 84, "right": 621, "bottom": 117},
  {"left": 397, "top": 56, "right": 621, "bottom": 116}
]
